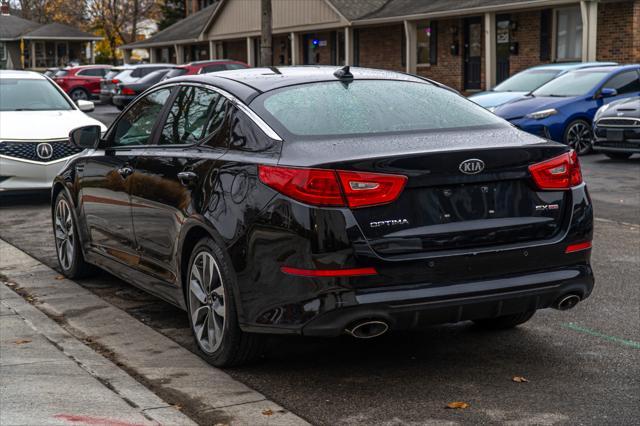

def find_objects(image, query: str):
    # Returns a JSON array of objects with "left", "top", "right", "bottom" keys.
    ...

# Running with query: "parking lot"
[{"left": 0, "top": 103, "right": 638, "bottom": 425}]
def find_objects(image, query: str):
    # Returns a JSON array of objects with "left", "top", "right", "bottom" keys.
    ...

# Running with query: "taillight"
[
  {"left": 121, "top": 87, "right": 136, "bottom": 95},
  {"left": 528, "top": 150, "right": 582, "bottom": 190},
  {"left": 258, "top": 165, "right": 407, "bottom": 208},
  {"left": 111, "top": 79, "right": 120, "bottom": 84}
]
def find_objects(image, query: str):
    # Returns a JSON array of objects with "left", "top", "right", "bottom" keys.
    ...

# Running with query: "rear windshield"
[
  {"left": 163, "top": 68, "right": 189, "bottom": 79},
  {"left": 533, "top": 71, "right": 609, "bottom": 97},
  {"left": 0, "top": 79, "right": 73, "bottom": 111},
  {"left": 256, "top": 80, "right": 506, "bottom": 137},
  {"left": 54, "top": 70, "right": 69, "bottom": 78},
  {"left": 493, "top": 69, "right": 560, "bottom": 92}
]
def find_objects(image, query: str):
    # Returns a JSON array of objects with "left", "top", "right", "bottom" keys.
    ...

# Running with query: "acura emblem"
[
  {"left": 459, "top": 159, "right": 485, "bottom": 175},
  {"left": 36, "top": 143, "right": 53, "bottom": 160}
]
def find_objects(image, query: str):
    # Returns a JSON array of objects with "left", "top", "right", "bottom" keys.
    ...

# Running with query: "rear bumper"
[
  {"left": 300, "top": 264, "right": 593, "bottom": 337},
  {"left": 593, "top": 126, "right": 640, "bottom": 153},
  {"left": 112, "top": 95, "right": 135, "bottom": 107}
]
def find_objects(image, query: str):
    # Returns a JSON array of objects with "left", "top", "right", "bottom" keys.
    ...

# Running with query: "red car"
[
  {"left": 52, "top": 65, "right": 111, "bottom": 101},
  {"left": 162, "top": 59, "right": 249, "bottom": 80}
]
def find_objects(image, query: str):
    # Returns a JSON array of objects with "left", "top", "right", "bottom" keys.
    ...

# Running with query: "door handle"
[
  {"left": 117, "top": 166, "right": 134, "bottom": 178},
  {"left": 177, "top": 171, "right": 198, "bottom": 187}
]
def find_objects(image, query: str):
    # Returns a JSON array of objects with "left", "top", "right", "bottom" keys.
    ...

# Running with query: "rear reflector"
[
  {"left": 280, "top": 266, "right": 378, "bottom": 277},
  {"left": 565, "top": 241, "right": 592, "bottom": 253},
  {"left": 529, "top": 150, "right": 582, "bottom": 190},
  {"left": 258, "top": 165, "right": 407, "bottom": 208}
]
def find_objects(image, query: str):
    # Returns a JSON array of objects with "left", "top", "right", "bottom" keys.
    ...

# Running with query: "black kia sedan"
[
  {"left": 592, "top": 96, "right": 640, "bottom": 159},
  {"left": 53, "top": 66, "right": 594, "bottom": 366}
]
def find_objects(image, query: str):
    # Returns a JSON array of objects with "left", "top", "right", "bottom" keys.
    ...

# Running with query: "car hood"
[
  {"left": 468, "top": 91, "right": 528, "bottom": 108},
  {"left": 600, "top": 97, "right": 640, "bottom": 118},
  {"left": 0, "top": 110, "right": 106, "bottom": 140},
  {"left": 493, "top": 95, "right": 576, "bottom": 120}
]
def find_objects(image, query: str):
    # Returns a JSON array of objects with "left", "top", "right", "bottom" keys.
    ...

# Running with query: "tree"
[
  {"left": 260, "top": 0, "right": 272, "bottom": 66},
  {"left": 158, "top": 0, "right": 185, "bottom": 31}
]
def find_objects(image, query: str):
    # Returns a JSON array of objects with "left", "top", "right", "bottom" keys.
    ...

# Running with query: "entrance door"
[
  {"left": 496, "top": 15, "right": 511, "bottom": 85},
  {"left": 463, "top": 17, "right": 482, "bottom": 90}
]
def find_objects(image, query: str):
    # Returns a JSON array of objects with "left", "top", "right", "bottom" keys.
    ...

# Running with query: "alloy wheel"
[
  {"left": 189, "top": 251, "right": 226, "bottom": 354},
  {"left": 54, "top": 198, "right": 75, "bottom": 271},
  {"left": 71, "top": 89, "right": 88, "bottom": 101},
  {"left": 566, "top": 121, "right": 593, "bottom": 155}
]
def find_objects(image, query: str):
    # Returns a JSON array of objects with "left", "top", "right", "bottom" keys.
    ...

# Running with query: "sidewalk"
[{"left": 1, "top": 285, "right": 195, "bottom": 426}]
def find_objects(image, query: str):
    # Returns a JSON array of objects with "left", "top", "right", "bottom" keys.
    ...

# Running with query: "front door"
[
  {"left": 463, "top": 17, "right": 482, "bottom": 90},
  {"left": 77, "top": 87, "right": 173, "bottom": 266},
  {"left": 496, "top": 15, "right": 511, "bottom": 85},
  {"left": 130, "top": 85, "right": 229, "bottom": 288}
]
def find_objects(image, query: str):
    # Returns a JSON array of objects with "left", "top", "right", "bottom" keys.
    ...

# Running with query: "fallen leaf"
[
  {"left": 14, "top": 339, "right": 32, "bottom": 345},
  {"left": 446, "top": 401, "right": 470, "bottom": 409},
  {"left": 262, "top": 409, "right": 273, "bottom": 416},
  {"left": 512, "top": 376, "right": 529, "bottom": 383},
  {"left": 55, "top": 275, "right": 65, "bottom": 280}
]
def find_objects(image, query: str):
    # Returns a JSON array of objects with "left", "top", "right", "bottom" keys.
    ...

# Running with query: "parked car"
[
  {"left": 161, "top": 59, "right": 250, "bottom": 80},
  {"left": 54, "top": 66, "right": 594, "bottom": 366},
  {"left": 592, "top": 96, "right": 640, "bottom": 159},
  {"left": 43, "top": 67, "right": 59, "bottom": 78},
  {"left": 99, "top": 64, "right": 175, "bottom": 105},
  {"left": 53, "top": 65, "right": 111, "bottom": 101},
  {"left": 493, "top": 65, "right": 640, "bottom": 154},
  {"left": 0, "top": 70, "right": 106, "bottom": 192},
  {"left": 469, "top": 62, "right": 617, "bottom": 110},
  {"left": 112, "top": 69, "right": 173, "bottom": 110}
]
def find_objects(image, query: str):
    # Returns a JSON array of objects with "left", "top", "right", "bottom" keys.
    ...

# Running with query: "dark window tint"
[
  {"left": 158, "top": 87, "right": 222, "bottom": 145},
  {"left": 140, "top": 67, "right": 167, "bottom": 77},
  {"left": 259, "top": 80, "right": 506, "bottom": 137},
  {"left": 112, "top": 88, "right": 172, "bottom": 146},
  {"left": 201, "top": 64, "right": 226, "bottom": 73},
  {"left": 77, "top": 68, "right": 105, "bottom": 77},
  {"left": 603, "top": 71, "right": 640, "bottom": 94},
  {"left": 138, "top": 69, "right": 170, "bottom": 84}
]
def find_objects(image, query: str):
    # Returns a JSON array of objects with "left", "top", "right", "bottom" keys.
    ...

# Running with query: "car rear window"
[
  {"left": 54, "top": 70, "right": 69, "bottom": 77},
  {"left": 163, "top": 68, "right": 189, "bottom": 79},
  {"left": 256, "top": 80, "right": 506, "bottom": 137}
]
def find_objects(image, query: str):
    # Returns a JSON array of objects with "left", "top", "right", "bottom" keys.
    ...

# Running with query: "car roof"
[
  {"left": 528, "top": 62, "right": 618, "bottom": 71},
  {"left": 186, "top": 59, "right": 241, "bottom": 66},
  {"left": 164, "top": 66, "right": 429, "bottom": 103},
  {"left": 127, "top": 63, "right": 176, "bottom": 69},
  {"left": 0, "top": 70, "right": 46, "bottom": 80},
  {"left": 569, "top": 64, "right": 640, "bottom": 73}
]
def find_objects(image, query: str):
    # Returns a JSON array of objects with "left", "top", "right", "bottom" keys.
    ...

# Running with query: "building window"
[
  {"left": 0, "top": 42, "right": 6, "bottom": 61},
  {"left": 555, "top": 6, "right": 582, "bottom": 61},
  {"left": 417, "top": 21, "right": 437, "bottom": 66}
]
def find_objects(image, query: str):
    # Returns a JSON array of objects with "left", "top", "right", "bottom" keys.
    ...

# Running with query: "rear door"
[
  {"left": 77, "top": 87, "right": 173, "bottom": 264},
  {"left": 130, "top": 84, "right": 230, "bottom": 285}
]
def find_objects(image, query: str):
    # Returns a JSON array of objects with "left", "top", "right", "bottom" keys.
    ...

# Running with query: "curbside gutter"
[{"left": 0, "top": 238, "right": 309, "bottom": 426}]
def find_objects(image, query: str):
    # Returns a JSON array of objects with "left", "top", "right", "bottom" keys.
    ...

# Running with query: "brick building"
[{"left": 120, "top": 0, "right": 640, "bottom": 93}]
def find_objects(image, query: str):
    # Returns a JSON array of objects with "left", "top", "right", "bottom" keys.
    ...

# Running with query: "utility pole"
[{"left": 260, "top": 0, "right": 272, "bottom": 66}]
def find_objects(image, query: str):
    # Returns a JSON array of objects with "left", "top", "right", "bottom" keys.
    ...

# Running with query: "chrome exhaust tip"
[
  {"left": 554, "top": 294, "right": 581, "bottom": 311},
  {"left": 345, "top": 320, "right": 389, "bottom": 339}
]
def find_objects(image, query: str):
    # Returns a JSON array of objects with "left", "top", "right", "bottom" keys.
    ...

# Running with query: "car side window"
[
  {"left": 158, "top": 86, "right": 224, "bottom": 145},
  {"left": 111, "top": 88, "right": 172, "bottom": 147},
  {"left": 79, "top": 69, "right": 103, "bottom": 77},
  {"left": 603, "top": 71, "right": 640, "bottom": 95}
]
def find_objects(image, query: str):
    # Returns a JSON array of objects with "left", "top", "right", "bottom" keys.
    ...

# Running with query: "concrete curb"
[{"left": 0, "top": 239, "right": 309, "bottom": 426}]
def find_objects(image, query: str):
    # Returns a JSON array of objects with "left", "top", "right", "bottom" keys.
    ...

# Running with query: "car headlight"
[
  {"left": 594, "top": 104, "right": 610, "bottom": 122},
  {"left": 526, "top": 108, "right": 558, "bottom": 120}
]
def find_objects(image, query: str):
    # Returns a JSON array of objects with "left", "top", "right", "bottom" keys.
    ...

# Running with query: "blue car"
[
  {"left": 493, "top": 65, "right": 640, "bottom": 154},
  {"left": 469, "top": 62, "right": 616, "bottom": 110}
]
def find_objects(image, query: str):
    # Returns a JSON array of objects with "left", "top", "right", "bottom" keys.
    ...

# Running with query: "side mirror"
[
  {"left": 69, "top": 125, "right": 101, "bottom": 149},
  {"left": 77, "top": 99, "right": 95, "bottom": 112},
  {"left": 599, "top": 88, "right": 617, "bottom": 98}
]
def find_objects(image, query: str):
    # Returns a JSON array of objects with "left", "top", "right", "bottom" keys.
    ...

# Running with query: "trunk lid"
[{"left": 278, "top": 127, "right": 570, "bottom": 257}]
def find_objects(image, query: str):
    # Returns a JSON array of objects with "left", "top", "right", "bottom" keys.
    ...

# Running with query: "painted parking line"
[{"left": 562, "top": 322, "right": 640, "bottom": 349}]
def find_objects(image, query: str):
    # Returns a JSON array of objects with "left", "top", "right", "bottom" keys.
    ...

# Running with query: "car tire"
[
  {"left": 605, "top": 152, "right": 632, "bottom": 160},
  {"left": 70, "top": 88, "right": 89, "bottom": 102},
  {"left": 473, "top": 310, "right": 536, "bottom": 330},
  {"left": 185, "top": 237, "right": 265, "bottom": 367},
  {"left": 564, "top": 119, "right": 593, "bottom": 155},
  {"left": 53, "top": 192, "right": 95, "bottom": 279}
]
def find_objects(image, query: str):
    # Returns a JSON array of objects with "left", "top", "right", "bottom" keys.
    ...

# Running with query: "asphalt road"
[{"left": 0, "top": 104, "right": 638, "bottom": 425}]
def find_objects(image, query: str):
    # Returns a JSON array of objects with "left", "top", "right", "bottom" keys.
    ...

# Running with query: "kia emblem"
[
  {"left": 36, "top": 143, "right": 54, "bottom": 160},
  {"left": 459, "top": 159, "right": 485, "bottom": 175}
]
